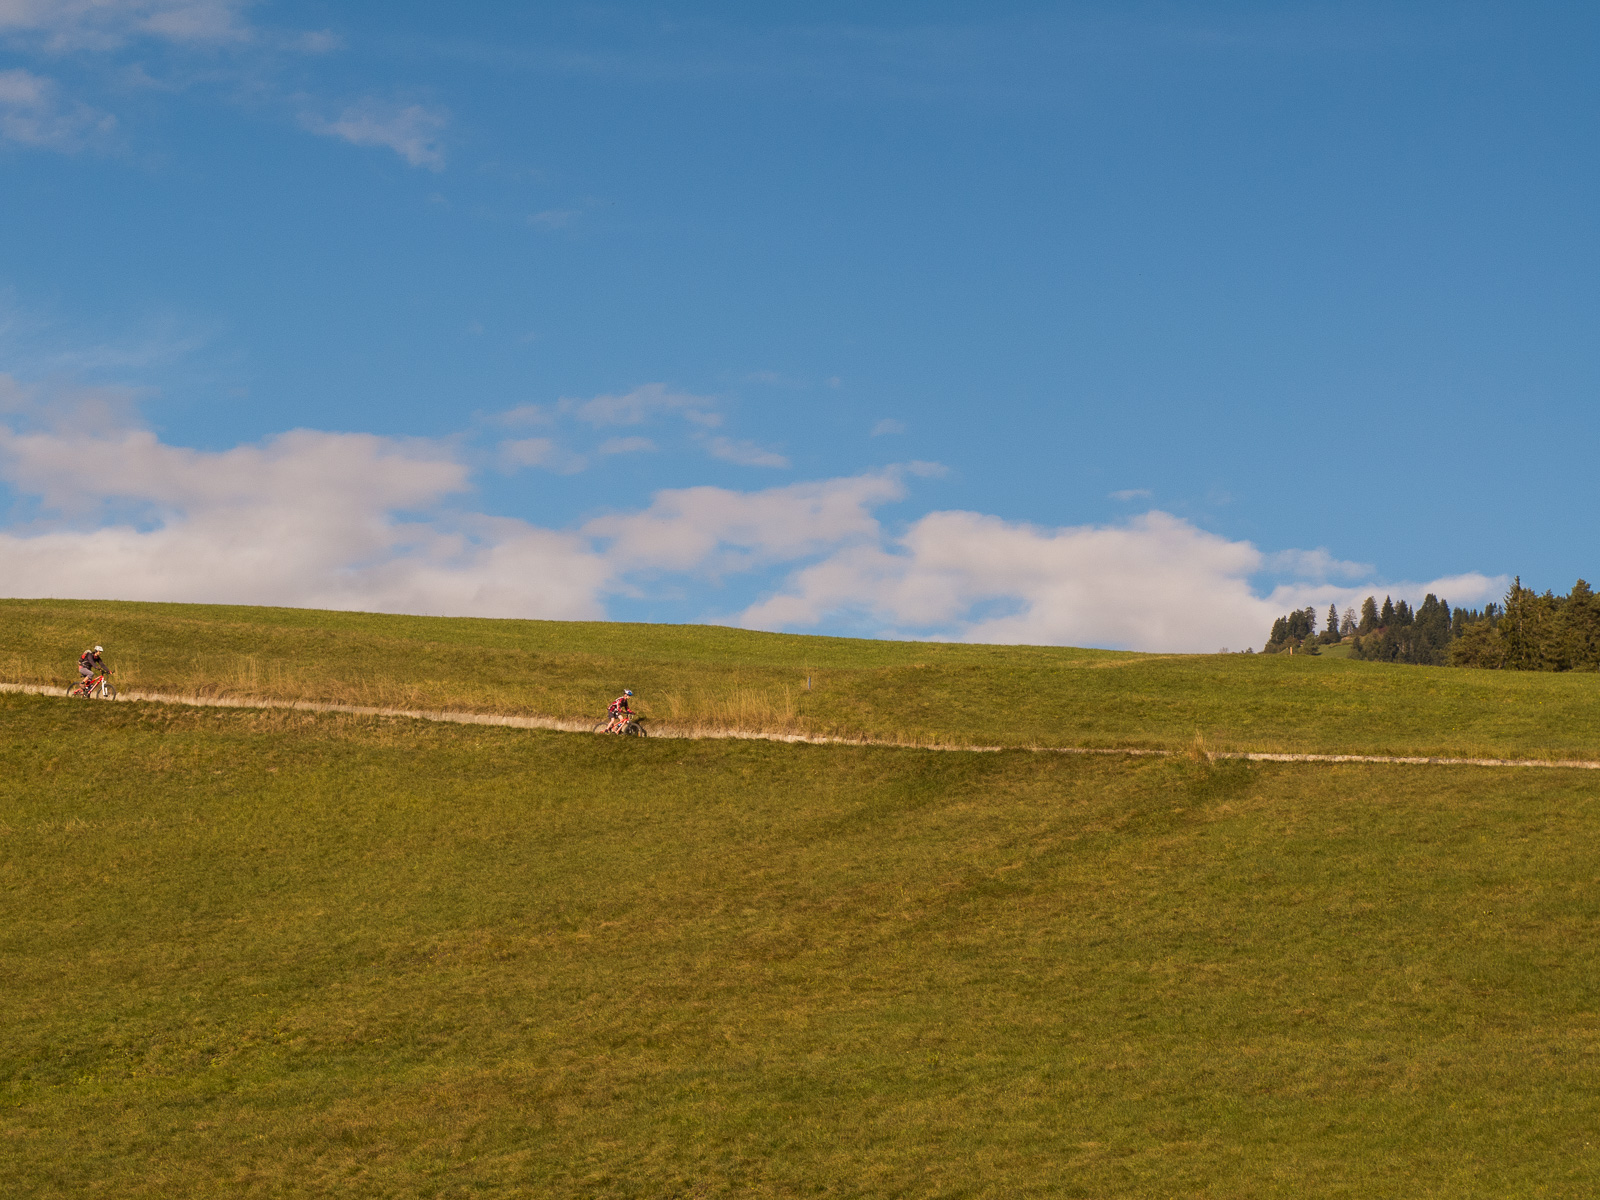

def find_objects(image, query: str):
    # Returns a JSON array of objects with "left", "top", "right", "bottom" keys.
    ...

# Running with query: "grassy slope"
[
  {"left": 4, "top": 598, "right": 1600, "bottom": 758},
  {"left": 4, "top": 693, "right": 1598, "bottom": 1198}
]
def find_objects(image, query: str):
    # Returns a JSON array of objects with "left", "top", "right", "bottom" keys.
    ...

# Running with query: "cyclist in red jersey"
[{"left": 606, "top": 689, "right": 635, "bottom": 732}]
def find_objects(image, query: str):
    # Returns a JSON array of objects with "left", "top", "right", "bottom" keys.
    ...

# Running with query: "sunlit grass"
[
  {"left": 3, "top": 692, "right": 1599, "bottom": 1196},
  {"left": 4, "top": 597, "right": 1599, "bottom": 758}
]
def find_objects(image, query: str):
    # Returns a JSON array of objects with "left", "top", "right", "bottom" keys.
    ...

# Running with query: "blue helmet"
[{"left": 623, "top": 689, "right": 633, "bottom": 697}]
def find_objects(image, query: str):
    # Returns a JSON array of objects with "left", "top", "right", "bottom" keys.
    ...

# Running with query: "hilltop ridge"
[{"left": 5, "top": 597, "right": 1597, "bottom": 761}]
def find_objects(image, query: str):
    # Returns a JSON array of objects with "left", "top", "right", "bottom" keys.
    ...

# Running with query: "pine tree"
[
  {"left": 1451, "top": 617, "right": 1504, "bottom": 667},
  {"left": 1325, "top": 604, "right": 1340, "bottom": 643},
  {"left": 1500, "top": 578, "right": 1531, "bottom": 668},
  {"left": 1265, "top": 616, "right": 1290, "bottom": 652},
  {"left": 1565, "top": 579, "right": 1600, "bottom": 669},
  {"left": 1359, "top": 596, "right": 1379, "bottom": 633},
  {"left": 1411, "top": 594, "right": 1452, "bottom": 664},
  {"left": 1379, "top": 595, "right": 1396, "bottom": 627}
]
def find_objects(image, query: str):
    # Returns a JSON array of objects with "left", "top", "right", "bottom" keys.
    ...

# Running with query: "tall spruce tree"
[
  {"left": 1286, "top": 608, "right": 1313, "bottom": 641},
  {"left": 1566, "top": 580, "right": 1600, "bottom": 669},
  {"left": 1359, "top": 596, "right": 1379, "bottom": 632}
]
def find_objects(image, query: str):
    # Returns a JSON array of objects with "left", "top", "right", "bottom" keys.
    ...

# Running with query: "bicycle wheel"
[
  {"left": 623, "top": 721, "right": 646, "bottom": 737},
  {"left": 99, "top": 682, "right": 118, "bottom": 700},
  {"left": 591, "top": 721, "right": 612, "bottom": 734}
]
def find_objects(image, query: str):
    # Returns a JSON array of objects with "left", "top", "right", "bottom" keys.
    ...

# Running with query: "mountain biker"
[
  {"left": 78, "top": 645, "right": 107, "bottom": 686},
  {"left": 606, "top": 689, "right": 635, "bottom": 733}
]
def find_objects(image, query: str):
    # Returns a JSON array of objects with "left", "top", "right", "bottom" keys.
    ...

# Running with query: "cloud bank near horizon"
[{"left": 0, "top": 378, "right": 1505, "bottom": 652}]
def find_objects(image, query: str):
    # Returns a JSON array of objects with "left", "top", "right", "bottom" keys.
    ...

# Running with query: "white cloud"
[
  {"left": 585, "top": 471, "right": 905, "bottom": 575},
  {"left": 0, "top": 382, "right": 902, "bottom": 620},
  {"left": 740, "top": 509, "right": 1507, "bottom": 652},
  {"left": 0, "top": 379, "right": 1505, "bottom": 650},
  {"left": 0, "top": 3, "right": 408, "bottom": 172},
  {"left": 0, "top": 383, "right": 607, "bottom": 617},
  {"left": 0, "top": 0, "right": 252, "bottom": 49},
  {"left": 495, "top": 402, "right": 553, "bottom": 427},
  {"left": 469, "top": 383, "right": 775, "bottom": 478},
  {"left": 703, "top": 435, "right": 789, "bottom": 469},
  {"left": 497, "top": 437, "right": 585, "bottom": 475},
  {"left": 0, "top": 297, "right": 210, "bottom": 377},
  {"left": 1109, "top": 488, "right": 1151, "bottom": 501},
  {"left": 1264, "top": 546, "right": 1372, "bottom": 582},
  {"left": 566, "top": 382, "right": 720, "bottom": 428},
  {"left": 302, "top": 100, "right": 448, "bottom": 170},
  {"left": 870, "top": 418, "right": 906, "bottom": 436},
  {"left": 485, "top": 384, "right": 720, "bottom": 472},
  {"left": 0, "top": 66, "right": 47, "bottom": 106},
  {"left": 0, "top": 67, "right": 115, "bottom": 150}
]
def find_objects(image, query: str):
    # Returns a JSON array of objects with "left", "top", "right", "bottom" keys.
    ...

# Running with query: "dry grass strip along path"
[{"left": 4, "top": 682, "right": 1598, "bottom": 770}]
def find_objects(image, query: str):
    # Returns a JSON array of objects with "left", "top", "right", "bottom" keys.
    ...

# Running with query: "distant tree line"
[
  {"left": 1451, "top": 578, "right": 1600, "bottom": 670},
  {"left": 1261, "top": 578, "right": 1600, "bottom": 670}
]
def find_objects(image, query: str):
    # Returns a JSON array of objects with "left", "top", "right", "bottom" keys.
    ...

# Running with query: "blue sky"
[{"left": 2, "top": 1, "right": 1595, "bottom": 649}]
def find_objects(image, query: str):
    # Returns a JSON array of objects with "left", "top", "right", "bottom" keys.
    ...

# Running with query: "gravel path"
[{"left": 4, "top": 681, "right": 1597, "bottom": 770}]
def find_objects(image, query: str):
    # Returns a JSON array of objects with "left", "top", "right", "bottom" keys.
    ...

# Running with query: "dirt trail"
[{"left": 4, "top": 681, "right": 1598, "bottom": 770}]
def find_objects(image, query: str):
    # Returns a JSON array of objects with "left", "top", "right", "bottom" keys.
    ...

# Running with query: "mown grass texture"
[
  {"left": 4, "top": 692, "right": 1598, "bottom": 1197},
  {"left": 4, "top": 597, "right": 1599, "bottom": 758}
]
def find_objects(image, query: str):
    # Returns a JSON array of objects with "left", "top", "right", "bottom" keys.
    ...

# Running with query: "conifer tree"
[
  {"left": 1565, "top": 579, "right": 1600, "bottom": 669},
  {"left": 1498, "top": 578, "right": 1548, "bottom": 670},
  {"left": 1326, "top": 604, "right": 1340, "bottom": 642},
  {"left": 1451, "top": 616, "right": 1504, "bottom": 667},
  {"left": 1286, "top": 609, "right": 1313, "bottom": 641},
  {"left": 1379, "top": 595, "right": 1396, "bottom": 627},
  {"left": 1359, "top": 596, "right": 1379, "bottom": 632}
]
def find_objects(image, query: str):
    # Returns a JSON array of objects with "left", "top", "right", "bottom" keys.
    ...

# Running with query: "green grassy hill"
[
  {"left": 4, "top": 691, "right": 1598, "bottom": 1197},
  {"left": 4, "top": 598, "right": 1599, "bottom": 759}
]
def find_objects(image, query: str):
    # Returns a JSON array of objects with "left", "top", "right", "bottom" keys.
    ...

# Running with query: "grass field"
[
  {"left": 4, "top": 690, "right": 1599, "bottom": 1197},
  {"left": 1312, "top": 642, "right": 1355, "bottom": 660},
  {"left": 4, "top": 598, "right": 1599, "bottom": 759}
]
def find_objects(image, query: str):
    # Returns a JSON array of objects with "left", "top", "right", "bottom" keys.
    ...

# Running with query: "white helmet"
[{"left": 94, "top": 645, "right": 103, "bottom": 653}]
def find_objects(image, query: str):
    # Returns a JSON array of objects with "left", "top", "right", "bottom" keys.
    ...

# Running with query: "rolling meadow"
[
  {"left": 4, "top": 598, "right": 1599, "bottom": 759},
  {"left": 3, "top": 599, "right": 1599, "bottom": 1196}
]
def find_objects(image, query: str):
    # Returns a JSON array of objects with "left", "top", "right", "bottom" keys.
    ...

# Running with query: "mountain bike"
[
  {"left": 591, "top": 715, "right": 647, "bottom": 737},
  {"left": 70, "top": 672, "right": 116, "bottom": 700}
]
